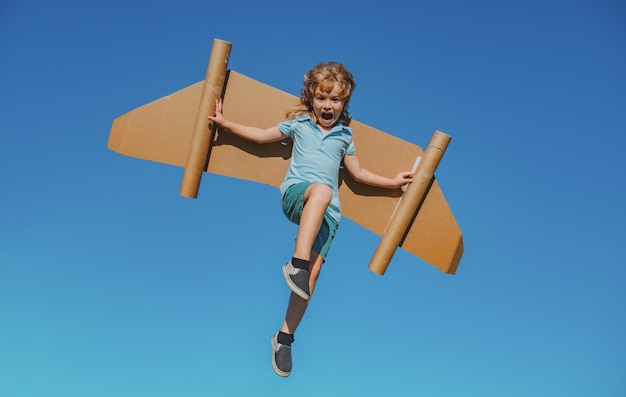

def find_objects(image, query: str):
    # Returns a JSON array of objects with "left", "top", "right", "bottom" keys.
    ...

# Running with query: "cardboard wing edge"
[{"left": 108, "top": 81, "right": 204, "bottom": 168}]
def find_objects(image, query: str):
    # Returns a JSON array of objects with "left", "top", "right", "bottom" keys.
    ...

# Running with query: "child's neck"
[{"left": 316, "top": 122, "right": 336, "bottom": 135}]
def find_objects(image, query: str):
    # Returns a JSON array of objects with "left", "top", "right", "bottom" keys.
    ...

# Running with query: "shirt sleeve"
[
  {"left": 346, "top": 138, "right": 356, "bottom": 155},
  {"left": 278, "top": 119, "right": 294, "bottom": 137}
]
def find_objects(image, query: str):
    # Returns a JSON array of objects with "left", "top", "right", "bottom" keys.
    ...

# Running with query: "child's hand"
[
  {"left": 207, "top": 98, "right": 227, "bottom": 127},
  {"left": 393, "top": 171, "right": 414, "bottom": 188}
]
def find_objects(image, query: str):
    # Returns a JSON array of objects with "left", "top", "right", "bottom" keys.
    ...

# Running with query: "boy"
[{"left": 208, "top": 62, "right": 413, "bottom": 377}]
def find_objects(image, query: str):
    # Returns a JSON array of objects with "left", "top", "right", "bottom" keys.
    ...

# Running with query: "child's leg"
[
  {"left": 281, "top": 183, "right": 331, "bottom": 301},
  {"left": 273, "top": 187, "right": 339, "bottom": 377},
  {"left": 272, "top": 251, "right": 323, "bottom": 377},
  {"left": 280, "top": 251, "right": 324, "bottom": 334},
  {"left": 292, "top": 183, "right": 332, "bottom": 260}
]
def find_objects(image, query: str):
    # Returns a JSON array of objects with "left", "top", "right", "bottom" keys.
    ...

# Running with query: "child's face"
[{"left": 312, "top": 82, "right": 345, "bottom": 131}]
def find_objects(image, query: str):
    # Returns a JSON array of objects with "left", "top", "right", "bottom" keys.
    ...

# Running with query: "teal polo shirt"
[{"left": 278, "top": 115, "right": 355, "bottom": 223}]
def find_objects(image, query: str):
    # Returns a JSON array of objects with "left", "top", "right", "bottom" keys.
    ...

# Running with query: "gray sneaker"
[
  {"left": 282, "top": 260, "right": 310, "bottom": 300},
  {"left": 271, "top": 333, "right": 292, "bottom": 377}
]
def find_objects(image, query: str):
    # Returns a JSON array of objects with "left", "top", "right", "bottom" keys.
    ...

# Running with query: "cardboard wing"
[{"left": 108, "top": 41, "right": 463, "bottom": 275}]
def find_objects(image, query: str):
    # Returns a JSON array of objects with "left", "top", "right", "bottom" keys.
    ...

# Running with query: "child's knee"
[{"left": 308, "top": 183, "right": 333, "bottom": 205}]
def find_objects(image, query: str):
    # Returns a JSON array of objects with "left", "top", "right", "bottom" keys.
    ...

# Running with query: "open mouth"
[{"left": 321, "top": 112, "right": 334, "bottom": 121}]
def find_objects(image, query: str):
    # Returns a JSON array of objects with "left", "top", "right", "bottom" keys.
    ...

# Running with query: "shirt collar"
[{"left": 299, "top": 115, "right": 351, "bottom": 135}]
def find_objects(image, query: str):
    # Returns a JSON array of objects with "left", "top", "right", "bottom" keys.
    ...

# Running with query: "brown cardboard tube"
[
  {"left": 179, "top": 39, "right": 232, "bottom": 198},
  {"left": 368, "top": 130, "right": 451, "bottom": 275}
]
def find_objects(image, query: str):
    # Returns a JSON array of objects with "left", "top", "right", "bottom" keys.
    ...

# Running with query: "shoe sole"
[
  {"left": 271, "top": 335, "right": 290, "bottom": 378},
  {"left": 282, "top": 264, "right": 310, "bottom": 301}
]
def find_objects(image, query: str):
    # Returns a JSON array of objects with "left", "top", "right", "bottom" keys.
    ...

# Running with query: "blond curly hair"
[{"left": 285, "top": 62, "right": 356, "bottom": 126}]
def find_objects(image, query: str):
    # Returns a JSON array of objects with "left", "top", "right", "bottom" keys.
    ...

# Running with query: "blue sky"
[{"left": 1, "top": 0, "right": 625, "bottom": 396}]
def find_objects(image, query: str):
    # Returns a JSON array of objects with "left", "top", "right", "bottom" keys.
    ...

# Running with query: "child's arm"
[
  {"left": 208, "top": 99, "right": 286, "bottom": 143},
  {"left": 343, "top": 153, "right": 413, "bottom": 189}
]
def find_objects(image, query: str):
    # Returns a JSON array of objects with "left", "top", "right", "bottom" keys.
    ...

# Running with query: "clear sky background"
[{"left": 1, "top": 0, "right": 624, "bottom": 396}]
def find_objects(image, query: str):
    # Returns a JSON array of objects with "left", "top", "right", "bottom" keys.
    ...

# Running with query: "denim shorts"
[{"left": 282, "top": 182, "right": 338, "bottom": 261}]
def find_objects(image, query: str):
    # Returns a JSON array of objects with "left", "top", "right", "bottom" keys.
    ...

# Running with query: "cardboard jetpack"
[{"left": 108, "top": 39, "right": 463, "bottom": 275}]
